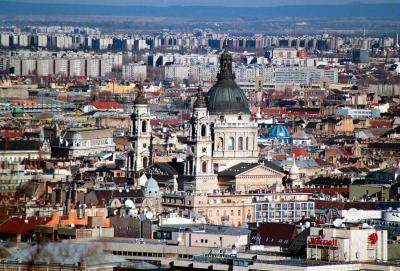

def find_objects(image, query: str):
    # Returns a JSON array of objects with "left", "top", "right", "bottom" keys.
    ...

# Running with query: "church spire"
[{"left": 217, "top": 48, "right": 235, "bottom": 80}]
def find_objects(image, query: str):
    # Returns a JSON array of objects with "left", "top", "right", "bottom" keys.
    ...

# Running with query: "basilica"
[{"left": 128, "top": 49, "right": 285, "bottom": 194}]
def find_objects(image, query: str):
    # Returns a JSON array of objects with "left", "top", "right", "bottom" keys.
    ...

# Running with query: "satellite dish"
[
  {"left": 128, "top": 209, "right": 138, "bottom": 217},
  {"left": 333, "top": 219, "right": 343, "bottom": 228},
  {"left": 146, "top": 211, "right": 154, "bottom": 220},
  {"left": 139, "top": 213, "right": 146, "bottom": 221},
  {"left": 362, "top": 223, "right": 370, "bottom": 229},
  {"left": 125, "top": 199, "right": 135, "bottom": 209},
  {"left": 305, "top": 222, "right": 311, "bottom": 228}
]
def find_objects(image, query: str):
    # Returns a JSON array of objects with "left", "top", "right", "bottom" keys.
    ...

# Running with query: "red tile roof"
[
  {"left": 368, "top": 119, "right": 393, "bottom": 128},
  {"left": 249, "top": 222, "right": 297, "bottom": 248},
  {"left": 313, "top": 200, "right": 375, "bottom": 210},
  {"left": 291, "top": 149, "right": 308, "bottom": 158},
  {"left": 0, "top": 217, "right": 50, "bottom": 235},
  {"left": 89, "top": 101, "right": 123, "bottom": 110}
]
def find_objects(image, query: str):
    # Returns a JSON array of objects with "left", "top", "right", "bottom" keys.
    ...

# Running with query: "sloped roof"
[
  {"left": 249, "top": 222, "right": 298, "bottom": 248},
  {"left": 0, "top": 140, "right": 41, "bottom": 151},
  {"left": 89, "top": 101, "right": 123, "bottom": 110},
  {"left": 219, "top": 162, "right": 284, "bottom": 177},
  {"left": 64, "top": 128, "right": 113, "bottom": 140},
  {"left": 0, "top": 217, "right": 50, "bottom": 235},
  {"left": 291, "top": 149, "right": 309, "bottom": 158}
]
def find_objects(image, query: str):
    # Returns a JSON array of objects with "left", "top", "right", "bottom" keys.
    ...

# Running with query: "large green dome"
[{"left": 206, "top": 49, "right": 250, "bottom": 115}]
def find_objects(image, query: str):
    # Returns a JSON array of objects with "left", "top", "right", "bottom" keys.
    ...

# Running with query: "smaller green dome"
[{"left": 12, "top": 106, "right": 24, "bottom": 117}]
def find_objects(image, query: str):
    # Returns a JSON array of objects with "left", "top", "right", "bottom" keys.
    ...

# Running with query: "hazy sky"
[{"left": 5, "top": 0, "right": 397, "bottom": 6}]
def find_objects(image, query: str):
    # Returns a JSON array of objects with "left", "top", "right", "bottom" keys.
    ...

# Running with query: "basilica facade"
[{"left": 181, "top": 49, "right": 283, "bottom": 194}]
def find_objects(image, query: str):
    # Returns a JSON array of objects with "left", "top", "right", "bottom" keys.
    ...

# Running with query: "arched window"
[
  {"left": 245, "top": 137, "right": 249, "bottom": 150},
  {"left": 143, "top": 157, "right": 148, "bottom": 168},
  {"left": 201, "top": 124, "right": 207, "bottom": 137},
  {"left": 228, "top": 137, "right": 235, "bottom": 150},
  {"left": 238, "top": 137, "right": 243, "bottom": 150},
  {"left": 142, "top": 121, "right": 147, "bottom": 133},
  {"left": 202, "top": 161, "right": 207, "bottom": 173}
]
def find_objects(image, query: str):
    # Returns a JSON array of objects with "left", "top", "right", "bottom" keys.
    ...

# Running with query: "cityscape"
[{"left": 0, "top": 0, "right": 400, "bottom": 270}]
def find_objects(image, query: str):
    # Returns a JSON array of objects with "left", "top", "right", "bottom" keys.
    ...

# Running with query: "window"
[
  {"left": 202, "top": 161, "right": 207, "bottom": 173},
  {"left": 228, "top": 137, "right": 235, "bottom": 150},
  {"left": 231, "top": 210, "right": 234, "bottom": 216},
  {"left": 238, "top": 210, "right": 241, "bottom": 216},
  {"left": 201, "top": 124, "right": 207, "bottom": 137},
  {"left": 142, "top": 121, "right": 147, "bottom": 133},
  {"left": 189, "top": 160, "right": 194, "bottom": 174},
  {"left": 238, "top": 137, "right": 243, "bottom": 150},
  {"left": 143, "top": 157, "right": 148, "bottom": 168},
  {"left": 245, "top": 137, "right": 249, "bottom": 150},
  {"left": 216, "top": 210, "right": 220, "bottom": 216}
]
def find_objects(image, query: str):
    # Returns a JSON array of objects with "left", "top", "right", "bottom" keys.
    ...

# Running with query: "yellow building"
[
  {"left": 101, "top": 82, "right": 135, "bottom": 94},
  {"left": 162, "top": 193, "right": 254, "bottom": 227}
]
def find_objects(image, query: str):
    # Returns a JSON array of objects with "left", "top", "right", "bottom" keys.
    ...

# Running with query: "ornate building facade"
[
  {"left": 182, "top": 49, "right": 272, "bottom": 194},
  {"left": 183, "top": 87, "right": 219, "bottom": 193},
  {"left": 206, "top": 49, "right": 259, "bottom": 172}
]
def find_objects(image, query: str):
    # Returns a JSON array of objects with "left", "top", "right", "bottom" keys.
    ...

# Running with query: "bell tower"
[
  {"left": 128, "top": 83, "right": 151, "bottom": 174},
  {"left": 183, "top": 86, "right": 219, "bottom": 193}
]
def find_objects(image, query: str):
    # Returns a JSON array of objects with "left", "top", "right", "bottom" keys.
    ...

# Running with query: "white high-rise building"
[
  {"left": 122, "top": 63, "right": 147, "bottom": 81},
  {"left": 37, "top": 59, "right": 53, "bottom": 76},
  {"left": 0, "top": 33, "right": 10, "bottom": 47}
]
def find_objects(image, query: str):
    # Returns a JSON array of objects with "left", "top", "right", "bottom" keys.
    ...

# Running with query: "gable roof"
[{"left": 219, "top": 162, "right": 284, "bottom": 177}]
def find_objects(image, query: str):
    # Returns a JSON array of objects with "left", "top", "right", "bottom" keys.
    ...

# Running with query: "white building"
[
  {"left": 0, "top": 33, "right": 10, "bottom": 47},
  {"left": 37, "top": 59, "right": 53, "bottom": 77},
  {"left": 307, "top": 226, "right": 387, "bottom": 262},
  {"left": 336, "top": 107, "right": 381, "bottom": 118},
  {"left": 122, "top": 63, "right": 147, "bottom": 81}
]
